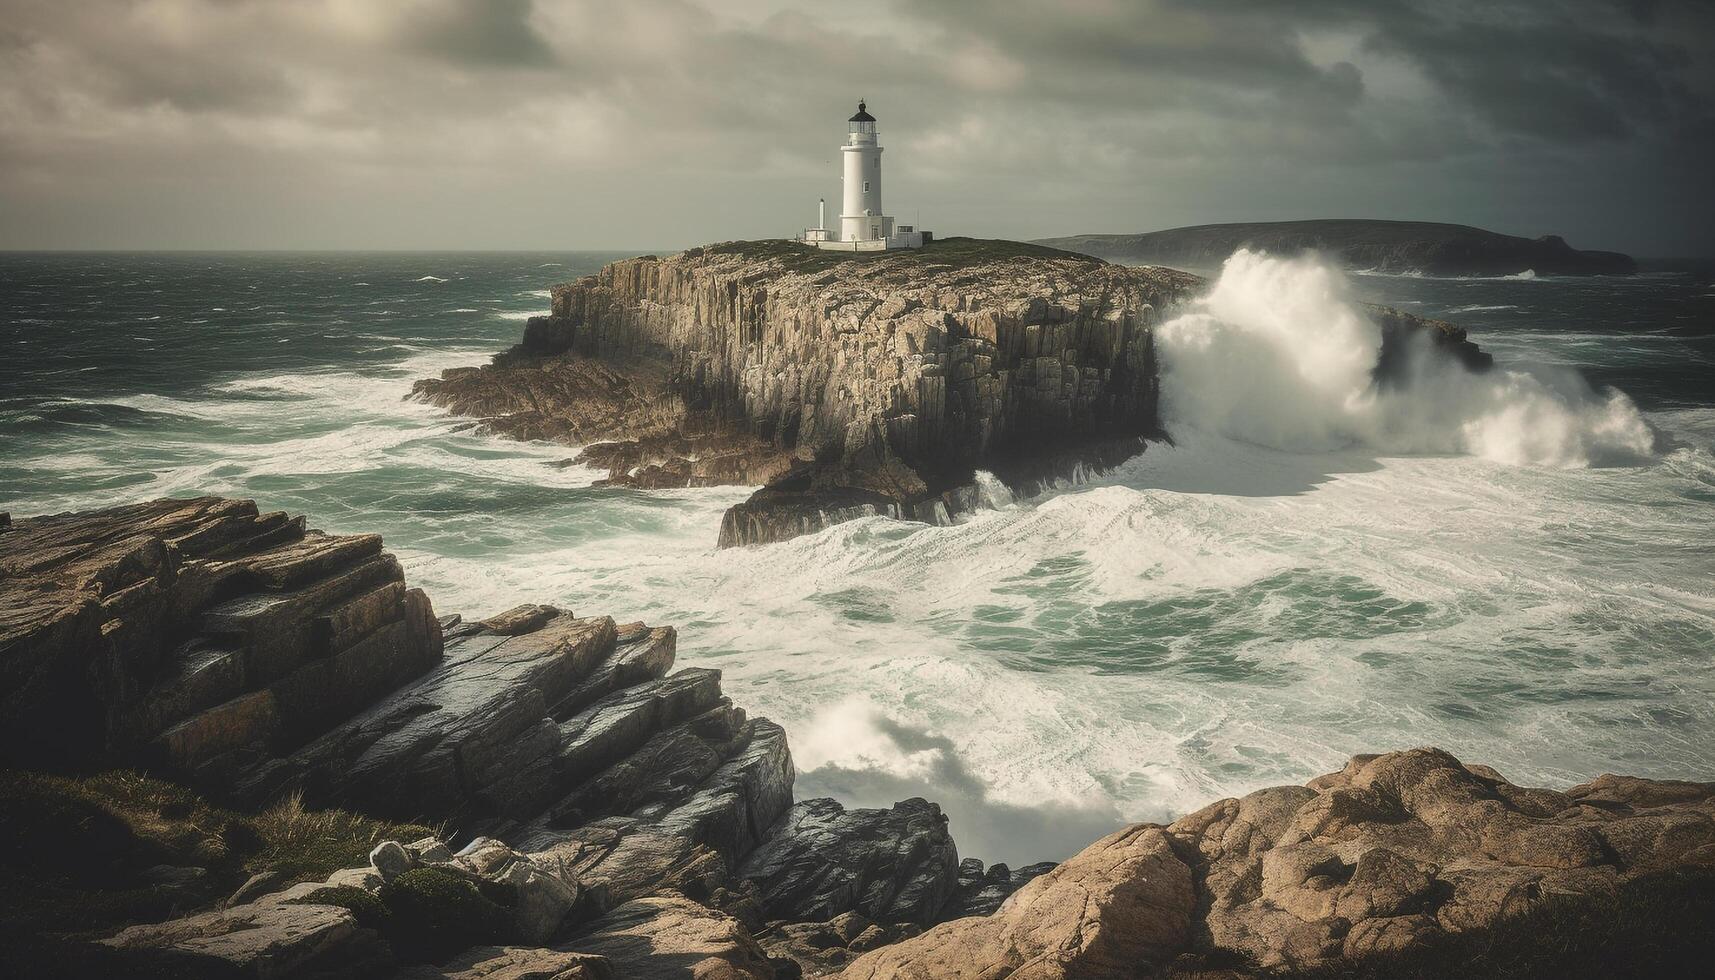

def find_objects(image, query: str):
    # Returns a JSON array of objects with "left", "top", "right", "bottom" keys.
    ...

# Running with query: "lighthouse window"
[{"left": 863, "top": 181, "right": 870, "bottom": 192}]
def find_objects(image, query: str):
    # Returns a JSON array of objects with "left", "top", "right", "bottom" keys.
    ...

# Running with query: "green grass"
[
  {"left": 695, "top": 236, "right": 1104, "bottom": 274},
  {"left": 288, "top": 869, "right": 517, "bottom": 965},
  {"left": 0, "top": 768, "right": 437, "bottom": 939}
]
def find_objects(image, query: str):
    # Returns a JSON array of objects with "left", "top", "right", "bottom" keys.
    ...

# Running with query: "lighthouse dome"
[{"left": 848, "top": 101, "right": 875, "bottom": 122}]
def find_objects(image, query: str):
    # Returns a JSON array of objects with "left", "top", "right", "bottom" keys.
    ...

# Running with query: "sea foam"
[{"left": 1156, "top": 250, "right": 1656, "bottom": 467}]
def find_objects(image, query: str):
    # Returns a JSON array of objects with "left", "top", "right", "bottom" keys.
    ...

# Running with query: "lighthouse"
[
  {"left": 841, "top": 101, "right": 884, "bottom": 243},
  {"left": 799, "top": 101, "right": 930, "bottom": 251}
]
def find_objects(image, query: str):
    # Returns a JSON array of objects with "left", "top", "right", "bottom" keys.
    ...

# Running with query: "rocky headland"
[
  {"left": 3, "top": 498, "right": 1713, "bottom": 979},
  {"left": 412, "top": 238, "right": 1487, "bottom": 547},
  {"left": 1034, "top": 219, "right": 1639, "bottom": 277}
]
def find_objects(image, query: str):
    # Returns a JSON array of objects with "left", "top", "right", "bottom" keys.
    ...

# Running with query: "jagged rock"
[
  {"left": 1168, "top": 747, "right": 1715, "bottom": 970},
  {"left": 760, "top": 911, "right": 922, "bottom": 977},
  {"left": 481, "top": 604, "right": 565, "bottom": 636},
  {"left": 397, "top": 945, "right": 613, "bottom": 980},
  {"left": 566, "top": 895, "right": 780, "bottom": 979},
  {"left": 231, "top": 613, "right": 623, "bottom": 821},
  {"left": 937, "top": 858, "right": 1056, "bottom": 921},
  {"left": 736, "top": 797, "right": 960, "bottom": 926},
  {"left": 531, "top": 822, "right": 731, "bottom": 908},
  {"left": 100, "top": 898, "right": 392, "bottom": 979},
  {"left": 0, "top": 497, "right": 442, "bottom": 775},
  {"left": 837, "top": 824, "right": 1195, "bottom": 979}
]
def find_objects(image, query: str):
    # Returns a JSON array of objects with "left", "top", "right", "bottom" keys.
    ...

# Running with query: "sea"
[{"left": 3, "top": 249, "right": 1712, "bottom": 864}]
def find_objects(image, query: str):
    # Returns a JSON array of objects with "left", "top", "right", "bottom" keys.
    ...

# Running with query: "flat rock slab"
[
  {"left": 100, "top": 898, "right": 392, "bottom": 979},
  {"left": 565, "top": 895, "right": 779, "bottom": 980}
]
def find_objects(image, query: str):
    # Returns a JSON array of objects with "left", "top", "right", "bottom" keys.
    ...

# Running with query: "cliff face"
[
  {"left": 416, "top": 239, "right": 1201, "bottom": 546},
  {"left": 1036, "top": 219, "right": 1639, "bottom": 276},
  {"left": 416, "top": 238, "right": 1492, "bottom": 548}
]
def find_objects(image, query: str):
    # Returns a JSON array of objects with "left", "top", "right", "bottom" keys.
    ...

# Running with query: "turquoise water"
[{"left": 3, "top": 251, "right": 1713, "bottom": 863}]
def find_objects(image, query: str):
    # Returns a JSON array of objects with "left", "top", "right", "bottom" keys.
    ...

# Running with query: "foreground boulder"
[
  {"left": 838, "top": 825, "right": 1194, "bottom": 979},
  {"left": 838, "top": 748, "right": 1715, "bottom": 978},
  {"left": 1170, "top": 748, "right": 1715, "bottom": 970}
]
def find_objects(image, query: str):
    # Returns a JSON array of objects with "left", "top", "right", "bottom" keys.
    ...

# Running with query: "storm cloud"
[{"left": 1, "top": 0, "right": 1709, "bottom": 253}]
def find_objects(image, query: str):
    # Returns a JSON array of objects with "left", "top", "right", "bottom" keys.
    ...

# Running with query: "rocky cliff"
[
  {"left": 1035, "top": 219, "right": 1639, "bottom": 276},
  {"left": 3, "top": 500, "right": 1712, "bottom": 978},
  {"left": 0, "top": 498, "right": 1032, "bottom": 979},
  {"left": 414, "top": 238, "right": 1486, "bottom": 548},
  {"left": 415, "top": 239, "right": 1200, "bottom": 547}
]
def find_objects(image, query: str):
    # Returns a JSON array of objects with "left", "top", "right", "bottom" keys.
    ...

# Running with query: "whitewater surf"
[{"left": 2, "top": 250, "right": 1711, "bottom": 864}]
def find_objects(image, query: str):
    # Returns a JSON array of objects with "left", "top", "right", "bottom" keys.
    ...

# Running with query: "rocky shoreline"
[
  {"left": 3, "top": 497, "right": 1712, "bottom": 978},
  {"left": 412, "top": 238, "right": 1489, "bottom": 548}
]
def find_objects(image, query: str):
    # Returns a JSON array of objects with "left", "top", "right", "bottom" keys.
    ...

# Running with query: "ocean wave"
[
  {"left": 1445, "top": 304, "right": 1520, "bottom": 313},
  {"left": 1156, "top": 250, "right": 1655, "bottom": 467},
  {"left": 413, "top": 275, "right": 448, "bottom": 283},
  {"left": 492, "top": 309, "right": 547, "bottom": 321}
]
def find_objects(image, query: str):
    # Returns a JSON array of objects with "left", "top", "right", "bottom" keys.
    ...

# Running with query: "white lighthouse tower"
[
  {"left": 841, "top": 101, "right": 886, "bottom": 243},
  {"left": 800, "top": 101, "right": 929, "bottom": 251}
]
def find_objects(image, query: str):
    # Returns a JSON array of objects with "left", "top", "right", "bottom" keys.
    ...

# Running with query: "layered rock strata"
[
  {"left": 415, "top": 239, "right": 1202, "bottom": 547},
  {"left": 0, "top": 498, "right": 1030, "bottom": 978},
  {"left": 414, "top": 238, "right": 1488, "bottom": 548}
]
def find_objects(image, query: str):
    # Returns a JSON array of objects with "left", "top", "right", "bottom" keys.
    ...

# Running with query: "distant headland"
[{"left": 1035, "top": 218, "right": 1638, "bottom": 276}]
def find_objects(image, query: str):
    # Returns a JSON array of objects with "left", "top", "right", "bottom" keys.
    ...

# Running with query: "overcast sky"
[{"left": 2, "top": 0, "right": 1711, "bottom": 255}]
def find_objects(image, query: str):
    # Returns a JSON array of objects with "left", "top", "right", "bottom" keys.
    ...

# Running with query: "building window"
[{"left": 863, "top": 181, "right": 870, "bottom": 192}]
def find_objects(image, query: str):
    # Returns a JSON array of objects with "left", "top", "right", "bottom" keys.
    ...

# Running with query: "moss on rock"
[{"left": 377, "top": 867, "right": 515, "bottom": 963}]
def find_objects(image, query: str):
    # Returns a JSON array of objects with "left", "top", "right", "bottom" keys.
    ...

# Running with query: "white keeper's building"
[{"left": 799, "top": 101, "right": 931, "bottom": 251}]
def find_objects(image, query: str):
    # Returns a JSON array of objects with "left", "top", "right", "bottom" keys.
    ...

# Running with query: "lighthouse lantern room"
[{"left": 799, "top": 101, "right": 930, "bottom": 251}]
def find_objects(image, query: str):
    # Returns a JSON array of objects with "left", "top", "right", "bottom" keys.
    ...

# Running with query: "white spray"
[{"left": 1156, "top": 250, "right": 1655, "bottom": 467}]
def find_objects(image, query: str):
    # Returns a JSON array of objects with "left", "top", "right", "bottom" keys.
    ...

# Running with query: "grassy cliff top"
[{"left": 694, "top": 236, "right": 1107, "bottom": 273}]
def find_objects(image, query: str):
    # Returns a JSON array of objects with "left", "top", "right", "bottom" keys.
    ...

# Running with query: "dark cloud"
[
  {"left": 0, "top": 0, "right": 1708, "bottom": 253},
  {"left": 405, "top": 0, "right": 557, "bottom": 68}
]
